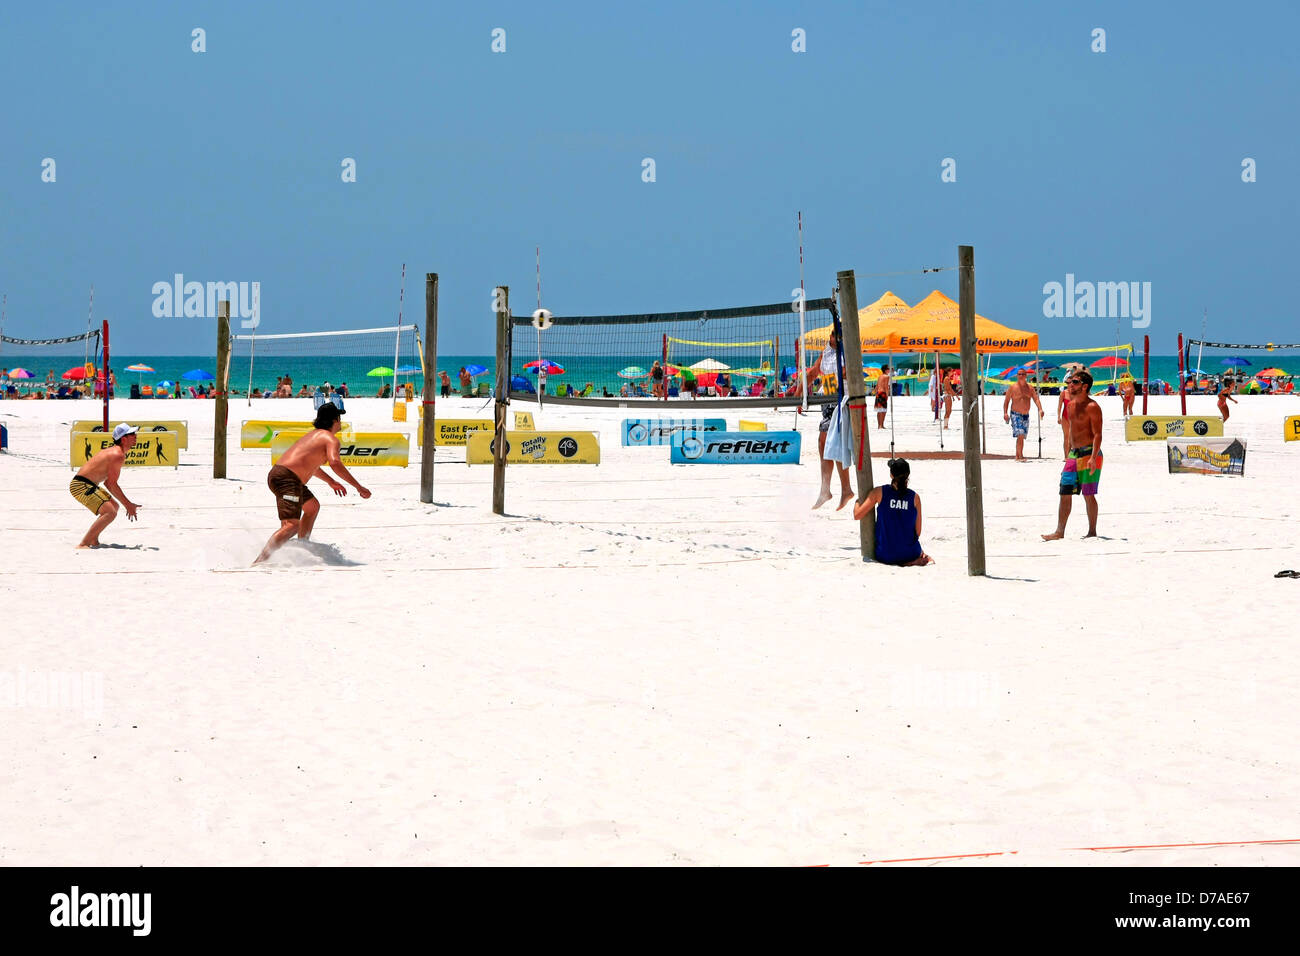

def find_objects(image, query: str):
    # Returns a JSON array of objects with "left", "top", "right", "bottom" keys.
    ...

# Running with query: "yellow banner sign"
[
  {"left": 1285, "top": 415, "right": 1300, "bottom": 442},
  {"left": 738, "top": 420, "right": 767, "bottom": 431},
  {"left": 241, "top": 420, "right": 355, "bottom": 449},
  {"left": 465, "top": 430, "right": 600, "bottom": 465},
  {"left": 513, "top": 411, "right": 535, "bottom": 429},
  {"left": 270, "top": 431, "right": 409, "bottom": 467},
  {"left": 71, "top": 430, "right": 180, "bottom": 468},
  {"left": 419, "top": 418, "right": 494, "bottom": 446},
  {"left": 1125, "top": 415, "right": 1223, "bottom": 442},
  {"left": 74, "top": 420, "right": 189, "bottom": 449}
]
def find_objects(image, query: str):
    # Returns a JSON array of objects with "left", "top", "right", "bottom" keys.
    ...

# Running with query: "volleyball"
[
  {"left": 531, "top": 308, "right": 553, "bottom": 330},
  {"left": 1267, "top": 343, "right": 1275, "bottom": 350}
]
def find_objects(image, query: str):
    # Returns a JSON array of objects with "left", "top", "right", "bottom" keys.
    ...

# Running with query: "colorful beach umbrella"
[
  {"left": 525, "top": 360, "right": 564, "bottom": 375},
  {"left": 463, "top": 364, "right": 488, "bottom": 376},
  {"left": 125, "top": 363, "right": 155, "bottom": 372},
  {"left": 617, "top": 366, "right": 646, "bottom": 379},
  {"left": 366, "top": 366, "right": 395, "bottom": 377},
  {"left": 1259, "top": 367, "right": 1287, "bottom": 376},
  {"left": 182, "top": 369, "right": 214, "bottom": 381},
  {"left": 157, "top": 380, "right": 174, "bottom": 389},
  {"left": 8, "top": 367, "right": 34, "bottom": 379}
]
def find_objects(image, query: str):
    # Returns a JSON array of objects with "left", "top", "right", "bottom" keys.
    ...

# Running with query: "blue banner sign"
[
  {"left": 622, "top": 418, "right": 726, "bottom": 446},
  {"left": 670, "top": 430, "right": 801, "bottom": 464}
]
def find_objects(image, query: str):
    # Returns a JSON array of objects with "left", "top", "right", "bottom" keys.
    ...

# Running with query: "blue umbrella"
[
  {"left": 157, "top": 380, "right": 174, "bottom": 388},
  {"left": 1221, "top": 357, "right": 1250, "bottom": 367},
  {"left": 394, "top": 365, "right": 423, "bottom": 375},
  {"left": 464, "top": 364, "right": 488, "bottom": 376},
  {"left": 182, "top": 368, "right": 214, "bottom": 381}
]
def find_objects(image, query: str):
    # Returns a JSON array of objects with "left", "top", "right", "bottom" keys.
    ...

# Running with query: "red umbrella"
[
  {"left": 62, "top": 367, "right": 88, "bottom": 380},
  {"left": 1090, "top": 356, "right": 1128, "bottom": 368}
]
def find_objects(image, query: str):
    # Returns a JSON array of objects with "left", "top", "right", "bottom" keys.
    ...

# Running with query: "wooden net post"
[
  {"left": 836, "top": 270, "right": 875, "bottom": 562},
  {"left": 420, "top": 274, "right": 439, "bottom": 503},
  {"left": 493, "top": 286, "right": 510, "bottom": 515},
  {"left": 958, "top": 245, "right": 986, "bottom": 576},
  {"left": 214, "top": 303, "right": 230, "bottom": 479}
]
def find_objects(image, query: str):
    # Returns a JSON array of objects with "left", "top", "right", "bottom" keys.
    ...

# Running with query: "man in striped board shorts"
[{"left": 1043, "top": 369, "right": 1103, "bottom": 540}]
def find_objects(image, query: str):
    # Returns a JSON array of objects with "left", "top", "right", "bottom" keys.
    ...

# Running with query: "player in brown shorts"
[{"left": 254, "top": 403, "right": 371, "bottom": 565}]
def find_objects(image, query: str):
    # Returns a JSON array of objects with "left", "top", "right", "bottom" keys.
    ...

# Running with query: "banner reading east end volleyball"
[
  {"left": 270, "top": 431, "right": 410, "bottom": 467},
  {"left": 670, "top": 431, "right": 801, "bottom": 464},
  {"left": 1125, "top": 415, "right": 1223, "bottom": 442},
  {"left": 622, "top": 418, "right": 726, "bottom": 446},
  {"left": 1167, "top": 437, "right": 1247, "bottom": 476},
  {"left": 70, "top": 430, "right": 180, "bottom": 469},
  {"left": 75, "top": 420, "right": 189, "bottom": 449},
  {"left": 465, "top": 430, "right": 600, "bottom": 465},
  {"left": 414, "top": 406, "right": 494, "bottom": 445},
  {"left": 241, "top": 420, "right": 355, "bottom": 449},
  {"left": 1285, "top": 415, "right": 1300, "bottom": 442}
]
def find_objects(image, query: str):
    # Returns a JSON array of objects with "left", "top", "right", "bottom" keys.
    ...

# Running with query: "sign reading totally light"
[
  {"left": 241, "top": 420, "right": 354, "bottom": 449},
  {"left": 670, "top": 431, "right": 801, "bottom": 464},
  {"left": 1125, "top": 416, "right": 1222, "bottom": 442},
  {"left": 75, "top": 420, "right": 189, "bottom": 449},
  {"left": 271, "top": 431, "right": 410, "bottom": 467},
  {"left": 622, "top": 418, "right": 726, "bottom": 446},
  {"left": 70, "top": 431, "right": 180, "bottom": 469},
  {"left": 1167, "top": 437, "right": 1247, "bottom": 476},
  {"left": 465, "top": 430, "right": 600, "bottom": 464}
]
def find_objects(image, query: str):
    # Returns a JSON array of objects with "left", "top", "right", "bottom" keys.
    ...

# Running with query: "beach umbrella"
[
  {"left": 394, "top": 365, "right": 423, "bottom": 375},
  {"left": 366, "top": 366, "right": 394, "bottom": 377},
  {"left": 157, "top": 380, "right": 174, "bottom": 389},
  {"left": 690, "top": 358, "right": 730, "bottom": 371},
  {"left": 1260, "top": 367, "right": 1287, "bottom": 376},
  {"left": 463, "top": 364, "right": 488, "bottom": 376},
  {"left": 125, "top": 363, "right": 155, "bottom": 373},
  {"left": 8, "top": 368, "right": 34, "bottom": 379},
  {"left": 617, "top": 366, "right": 646, "bottom": 379},
  {"left": 62, "top": 367, "right": 88, "bottom": 380},
  {"left": 1089, "top": 355, "right": 1127, "bottom": 368},
  {"left": 525, "top": 360, "right": 564, "bottom": 375},
  {"left": 1221, "top": 357, "right": 1251, "bottom": 367},
  {"left": 182, "top": 368, "right": 214, "bottom": 381}
]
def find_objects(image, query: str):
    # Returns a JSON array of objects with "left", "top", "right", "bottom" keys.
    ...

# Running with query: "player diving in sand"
[
  {"left": 254, "top": 403, "right": 372, "bottom": 565},
  {"left": 70, "top": 423, "right": 142, "bottom": 548}
]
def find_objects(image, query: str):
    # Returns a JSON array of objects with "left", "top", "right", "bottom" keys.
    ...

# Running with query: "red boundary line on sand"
[{"left": 805, "top": 838, "right": 1300, "bottom": 867}]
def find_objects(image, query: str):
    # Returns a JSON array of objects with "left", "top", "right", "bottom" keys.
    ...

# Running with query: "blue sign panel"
[
  {"left": 622, "top": 418, "right": 727, "bottom": 446},
  {"left": 669, "top": 430, "right": 801, "bottom": 464}
]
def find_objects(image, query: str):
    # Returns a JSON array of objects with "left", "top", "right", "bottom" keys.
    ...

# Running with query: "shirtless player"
[
  {"left": 254, "top": 403, "right": 371, "bottom": 565},
  {"left": 1043, "top": 370, "right": 1103, "bottom": 540},
  {"left": 1002, "top": 368, "right": 1044, "bottom": 461},
  {"left": 70, "top": 423, "right": 142, "bottom": 548}
]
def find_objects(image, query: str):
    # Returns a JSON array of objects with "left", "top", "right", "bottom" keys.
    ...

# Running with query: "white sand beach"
[{"left": 1, "top": 392, "right": 1296, "bottom": 866}]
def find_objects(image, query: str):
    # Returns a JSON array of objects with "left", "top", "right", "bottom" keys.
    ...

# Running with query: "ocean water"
[{"left": 5, "top": 353, "right": 1296, "bottom": 398}]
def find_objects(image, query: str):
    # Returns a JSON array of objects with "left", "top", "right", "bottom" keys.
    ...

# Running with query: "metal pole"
[
  {"left": 493, "top": 286, "right": 510, "bottom": 515},
  {"left": 214, "top": 304, "right": 229, "bottom": 478},
  {"left": 420, "top": 274, "right": 439, "bottom": 503},
  {"left": 958, "top": 245, "right": 986, "bottom": 577},
  {"left": 101, "top": 319, "right": 110, "bottom": 431},
  {"left": 836, "top": 270, "right": 875, "bottom": 562}
]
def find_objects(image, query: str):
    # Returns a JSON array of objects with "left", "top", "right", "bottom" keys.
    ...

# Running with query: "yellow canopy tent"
[
  {"left": 804, "top": 291, "right": 910, "bottom": 352},
  {"left": 870, "top": 290, "right": 1038, "bottom": 353}
]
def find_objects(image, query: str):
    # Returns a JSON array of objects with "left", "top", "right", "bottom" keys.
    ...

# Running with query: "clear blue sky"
[{"left": 2, "top": 0, "right": 1296, "bottom": 354}]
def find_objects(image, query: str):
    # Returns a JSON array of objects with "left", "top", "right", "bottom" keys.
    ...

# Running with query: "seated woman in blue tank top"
[{"left": 851, "top": 458, "right": 934, "bottom": 566}]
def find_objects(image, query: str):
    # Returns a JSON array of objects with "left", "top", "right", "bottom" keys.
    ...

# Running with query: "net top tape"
[
  {"left": 2, "top": 331, "right": 99, "bottom": 346},
  {"left": 1186, "top": 339, "right": 1300, "bottom": 350},
  {"left": 510, "top": 298, "right": 833, "bottom": 327}
]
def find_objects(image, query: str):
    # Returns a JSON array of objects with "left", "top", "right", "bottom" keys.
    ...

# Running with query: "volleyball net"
[
  {"left": 980, "top": 343, "right": 1135, "bottom": 391},
  {"left": 0, "top": 328, "right": 103, "bottom": 393},
  {"left": 229, "top": 325, "right": 422, "bottom": 406},
  {"left": 507, "top": 298, "right": 835, "bottom": 406}
]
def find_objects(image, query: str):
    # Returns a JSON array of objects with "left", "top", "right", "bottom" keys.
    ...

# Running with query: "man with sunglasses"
[{"left": 1043, "top": 370, "right": 1103, "bottom": 540}]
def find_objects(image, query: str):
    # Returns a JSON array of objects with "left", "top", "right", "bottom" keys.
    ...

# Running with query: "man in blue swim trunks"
[{"left": 1002, "top": 368, "right": 1043, "bottom": 461}]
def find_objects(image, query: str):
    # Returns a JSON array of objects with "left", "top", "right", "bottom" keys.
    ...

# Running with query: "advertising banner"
[
  {"left": 71, "top": 430, "right": 179, "bottom": 469},
  {"left": 1167, "top": 437, "right": 1247, "bottom": 475},
  {"left": 1285, "top": 415, "right": 1300, "bottom": 442},
  {"left": 466, "top": 430, "right": 600, "bottom": 465},
  {"left": 669, "top": 431, "right": 801, "bottom": 464},
  {"left": 1126, "top": 415, "right": 1222, "bottom": 442},
  {"left": 76, "top": 420, "right": 189, "bottom": 449},
  {"left": 622, "top": 418, "right": 726, "bottom": 446},
  {"left": 513, "top": 411, "right": 535, "bottom": 429},
  {"left": 241, "top": 420, "right": 354, "bottom": 449},
  {"left": 738, "top": 420, "right": 768, "bottom": 431},
  {"left": 271, "top": 431, "right": 410, "bottom": 467}
]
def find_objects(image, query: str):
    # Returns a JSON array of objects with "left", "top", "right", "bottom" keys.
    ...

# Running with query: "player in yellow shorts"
[{"left": 70, "top": 423, "right": 142, "bottom": 548}]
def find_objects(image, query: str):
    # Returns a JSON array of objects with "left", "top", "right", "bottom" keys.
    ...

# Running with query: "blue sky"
[{"left": 2, "top": 0, "right": 1297, "bottom": 354}]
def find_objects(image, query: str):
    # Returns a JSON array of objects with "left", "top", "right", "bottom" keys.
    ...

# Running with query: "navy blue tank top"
[{"left": 875, "top": 485, "right": 921, "bottom": 565}]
